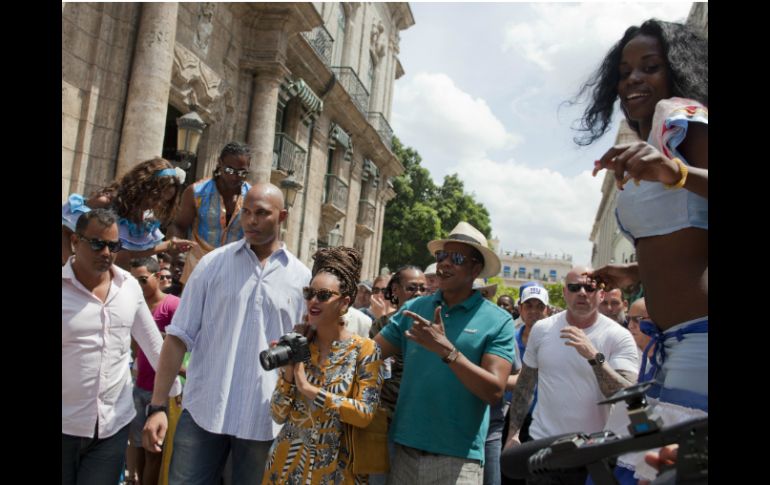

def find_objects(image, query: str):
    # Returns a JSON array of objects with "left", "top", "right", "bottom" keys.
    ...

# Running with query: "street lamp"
[
  {"left": 280, "top": 171, "right": 303, "bottom": 209},
  {"left": 328, "top": 224, "right": 343, "bottom": 247},
  {"left": 176, "top": 110, "right": 206, "bottom": 169}
]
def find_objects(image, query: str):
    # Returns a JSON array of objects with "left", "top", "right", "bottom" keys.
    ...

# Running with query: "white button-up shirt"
[
  {"left": 62, "top": 259, "right": 182, "bottom": 438},
  {"left": 166, "top": 240, "right": 310, "bottom": 441}
]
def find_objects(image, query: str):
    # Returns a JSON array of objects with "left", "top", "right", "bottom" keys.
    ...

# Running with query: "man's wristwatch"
[
  {"left": 146, "top": 404, "right": 168, "bottom": 418},
  {"left": 588, "top": 352, "right": 605, "bottom": 366}
]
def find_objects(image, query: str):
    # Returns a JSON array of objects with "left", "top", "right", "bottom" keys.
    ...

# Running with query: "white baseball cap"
[{"left": 520, "top": 285, "right": 549, "bottom": 306}]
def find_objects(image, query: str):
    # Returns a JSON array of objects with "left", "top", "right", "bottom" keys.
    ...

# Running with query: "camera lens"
[{"left": 259, "top": 345, "right": 293, "bottom": 371}]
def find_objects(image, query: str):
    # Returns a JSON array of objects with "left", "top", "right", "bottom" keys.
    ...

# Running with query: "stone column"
[
  {"left": 246, "top": 65, "right": 288, "bottom": 183},
  {"left": 116, "top": 2, "right": 178, "bottom": 177}
]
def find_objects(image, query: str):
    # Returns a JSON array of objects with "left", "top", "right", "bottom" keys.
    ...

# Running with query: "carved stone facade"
[{"left": 62, "top": 2, "right": 415, "bottom": 280}]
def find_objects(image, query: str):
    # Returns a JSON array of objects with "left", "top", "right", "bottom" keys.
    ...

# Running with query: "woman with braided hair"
[
  {"left": 62, "top": 157, "right": 197, "bottom": 268},
  {"left": 264, "top": 247, "right": 384, "bottom": 485}
]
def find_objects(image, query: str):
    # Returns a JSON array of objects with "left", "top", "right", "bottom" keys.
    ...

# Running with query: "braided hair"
[{"left": 311, "top": 246, "right": 363, "bottom": 302}]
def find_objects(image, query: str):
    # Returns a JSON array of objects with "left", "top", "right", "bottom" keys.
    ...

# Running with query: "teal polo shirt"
[{"left": 379, "top": 290, "right": 515, "bottom": 463}]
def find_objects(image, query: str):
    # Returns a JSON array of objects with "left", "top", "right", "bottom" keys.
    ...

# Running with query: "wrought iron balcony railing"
[
  {"left": 272, "top": 133, "right": 307, "bottom": 183},
  {"left": 357, "top": 200, "right": 376, "bottom": 229},
  {"left": 330, "top": 66, "right": 370, "bottom": 115},
  {"left": 301, "top": 25, "right": 334, "bottom": 66},
  {"left": 367, "top": 112, "right": 393, "bottom": 150},
  {"left": 324, "top": 174, "right": 349, "bottom": 211}
]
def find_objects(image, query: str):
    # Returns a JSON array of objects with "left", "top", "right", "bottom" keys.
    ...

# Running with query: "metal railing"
[
  {"left": 301, "top": 25, "right": 334, "bottom": 66},
  {"left": 272, "top": 133, "right": 307, "bottom": 183},
  {"left": 331, "top": 66, "right": 370, "bottom": 115},
  {"left": 324, "top": 174, "right": 349, "bottom": 211},
  {"left": 367, "top": 112, "right": 393, "bottom": 150},
  {"left": 357, "top": 200, "right": 376, "bottom": 229}
]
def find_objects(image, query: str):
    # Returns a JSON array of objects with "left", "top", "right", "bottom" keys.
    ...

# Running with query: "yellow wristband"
[{"left": 664, "top": 158, "right": 688, "bottom": 190}]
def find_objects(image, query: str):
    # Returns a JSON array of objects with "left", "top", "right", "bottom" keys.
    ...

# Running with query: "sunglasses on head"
[
  {"left": 302, "top": 287, "right": 341, "bottom": 302},
  {"left": 221, "top": 166, "right": 250, "bottom": 178},
  {"left": 403, "top": 284, "right": 427, "bottom": 293},
  {"left": 435, "top": 250, "right": 477, "bottom": 266},
  {"left": 566, "top": 283, "right": 597, "bottom": 293},
  {"left": 78, "top": 235, "right": 122, "bottom": 253}
]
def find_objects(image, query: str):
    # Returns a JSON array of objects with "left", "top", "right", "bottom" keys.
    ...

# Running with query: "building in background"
[
  {"left": 62, "top": 2, "right": 414, "bottom": 279},
  {"left": 490, "top": 239, "right": 573, "bottom": 287}
]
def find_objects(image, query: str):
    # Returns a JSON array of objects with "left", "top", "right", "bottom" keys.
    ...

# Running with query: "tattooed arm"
[
  {"left": 503, "top": 364, "right": 538, "bottom": 450},
  {"left": 592, "top": 365, "right": 637, "bottom": 398}
]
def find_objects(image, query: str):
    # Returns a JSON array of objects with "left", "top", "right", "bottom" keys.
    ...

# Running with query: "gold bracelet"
[{"left": 664, "top": 158, "right": 688, "bottom": 190}]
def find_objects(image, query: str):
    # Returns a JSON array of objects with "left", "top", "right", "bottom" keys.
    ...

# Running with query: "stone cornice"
[{"left": 388, "top": 3, "right": 416, "bottom": 32}]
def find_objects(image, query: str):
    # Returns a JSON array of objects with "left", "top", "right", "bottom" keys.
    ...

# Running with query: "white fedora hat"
[{"left": 427, "top": 222, "right": 501, "bottom": 279}]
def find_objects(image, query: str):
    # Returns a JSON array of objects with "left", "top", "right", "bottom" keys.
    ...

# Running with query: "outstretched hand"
[
  {"left": 585, "top": 264, "right": 640, "bottom": 292},
  {"left": 594, "top": 142, "right": 683, "bottom": 190},
  {"left": 404, "top": 307, "right": 454, "bottom": 357}
]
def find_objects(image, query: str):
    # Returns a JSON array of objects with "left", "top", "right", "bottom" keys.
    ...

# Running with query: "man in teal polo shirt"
[{"left": 375, "top": 222, "right": 515, "bottom": 485}]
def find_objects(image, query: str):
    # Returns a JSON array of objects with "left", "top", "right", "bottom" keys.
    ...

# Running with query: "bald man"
[
  {"left": 503, "top": 267, "right": 639, "bottom": 485},
  {"left": 144, "top": 183, "right": 311, "bottom": 485}
]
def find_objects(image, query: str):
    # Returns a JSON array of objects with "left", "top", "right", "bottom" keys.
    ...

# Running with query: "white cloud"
[
  {"left": 455, "top": 158, "right": 604, "bottom": 266},
  {"left": 392, "top": 72, "right": 523, "bottom": 174}
]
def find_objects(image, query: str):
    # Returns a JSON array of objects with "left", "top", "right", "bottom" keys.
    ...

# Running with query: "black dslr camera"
[{"left": 259, "top": 332, "right": 311, "bottom": 371}]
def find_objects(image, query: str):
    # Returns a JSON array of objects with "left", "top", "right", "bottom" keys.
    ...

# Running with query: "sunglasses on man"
[
  {"left": 403, "top": 284, "right": 427, "bottom": 293},
  {"left": 157, "top": 274, "right": 173, "bottom": 281},
  {"left": 302, "top": 287, "right": 341, "bottom": 302},
  {"left": 566, "top": 283, "right": 597, "bottom": 293},
  {"left": 78, "top": 235, "right": 122, "bottom": 253},
  {"left": 371, "top": 286, "right": 387, "bottom": 294},
  {"left": 221, "top": 166, "right": 250, "bottom": 178},
  {"left": 434, "top": 250, "right": 478, "bottom": 266},
  {"left": 627, "top": 315, "right": 649, "bottom": 325}
]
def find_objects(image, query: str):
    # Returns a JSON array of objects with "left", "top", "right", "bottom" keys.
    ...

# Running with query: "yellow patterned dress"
[{"left": 263, "top": 334, "right": 384, "bottom": 485}]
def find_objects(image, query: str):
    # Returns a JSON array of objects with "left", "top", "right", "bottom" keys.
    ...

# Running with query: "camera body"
[{"left": 259, "top": 332, "right": 311, "bottom": 371}]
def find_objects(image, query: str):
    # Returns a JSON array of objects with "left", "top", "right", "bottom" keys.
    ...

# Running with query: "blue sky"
[{"left": 391, "top": 1, "right": 694, "bottom": 266}]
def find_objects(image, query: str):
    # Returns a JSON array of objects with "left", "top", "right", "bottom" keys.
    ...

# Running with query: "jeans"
[
  {"left": 483, "top": 438, "right": 502, "bottom": 485},
  {"left": 62, "top": 423, "right": 130, "bottom": 485},
  {"left": 168, "top": 410, "right": 272, "bottom": 485}
]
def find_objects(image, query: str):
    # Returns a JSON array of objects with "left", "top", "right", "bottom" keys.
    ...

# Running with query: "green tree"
[
  {"left": 545, "top": 283, "right": 566, "bottom": 309},
  {"left": 381, "top": 137, "right": 493, "bottom": 270}
]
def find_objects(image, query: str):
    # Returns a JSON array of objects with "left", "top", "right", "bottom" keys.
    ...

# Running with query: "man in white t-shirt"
[{"left": 502, "top": 266, "right": 639, "bottom": 485}]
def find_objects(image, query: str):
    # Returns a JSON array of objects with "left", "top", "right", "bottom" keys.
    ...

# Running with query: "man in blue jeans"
[
  {"left": 143, "top": 184, "right": 310, "bottom": 485},
  {"left": 62, "top": 209, "right": 181, "bottom": 485}
]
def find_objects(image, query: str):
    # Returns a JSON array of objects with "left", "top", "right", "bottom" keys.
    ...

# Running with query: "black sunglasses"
[
  {"left": 78, "top": 235, "right": 122, "bottom": 253},
  {"left": 221, "top": 166, "right": 250, "bottom": 178},
  {"left": 302, "top": 287, "right": 341, "bottom": 302},
  {"left": 404, "top": 284, "right": 427, "bottom": 293},
  {"left": 136, "top": 276, "right": 151, "bottom": 285},
  {"left": 435, "top": 250, "right": 478, "bottom": 266},
  {"left": 566, "top": 283, "right": 597, "bottom": 293},
  {"left": 371, "top": 287, "right": 386, "bottom": 294},
  {"left": 157, "top": 274, "right": 173, "bottom": 281}
]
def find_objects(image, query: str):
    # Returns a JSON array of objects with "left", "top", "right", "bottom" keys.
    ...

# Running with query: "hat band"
[{"left": 447, "top": 234, "right": 483, "bottom": 246}]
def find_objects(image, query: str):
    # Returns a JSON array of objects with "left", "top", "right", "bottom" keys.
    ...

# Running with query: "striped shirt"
[{"left": 166, "top": 239, "right": 311, "bottom": 441}]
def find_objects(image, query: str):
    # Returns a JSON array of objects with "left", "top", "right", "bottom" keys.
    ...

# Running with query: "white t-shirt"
[
  {"left": 343, "top": 306, "right": 373, "bottom": 338},
  {"left": 523, "top": 311, "right": 639, "bottom": 440}
]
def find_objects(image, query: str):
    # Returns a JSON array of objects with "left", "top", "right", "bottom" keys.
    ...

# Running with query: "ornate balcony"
[
  {"left": 324, "top": 174, "right": 349, "bottom": 212},
  {"left": 301, "top": 25, "right": 334, "bottom": 66},
  {"left": 356, "top": 200, "right": 376, "bottom": 236},
  {"left": 272, "top": 133, "right": 307, "bottom": 183},
  {"left": 330, "top": 66, "right": 370, "bottom": 115},
  {"left": 367, "top": 112, "right": 393, "bottom": 151}
]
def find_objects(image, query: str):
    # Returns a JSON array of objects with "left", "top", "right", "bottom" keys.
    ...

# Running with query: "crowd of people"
[{"left": 62, "top": 17, "right": 706, "bottom": 485}]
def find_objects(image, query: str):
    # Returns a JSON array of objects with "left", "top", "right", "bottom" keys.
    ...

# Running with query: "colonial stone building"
[{"left": 62, "top": 2, "right": 415, "bottom": 279}]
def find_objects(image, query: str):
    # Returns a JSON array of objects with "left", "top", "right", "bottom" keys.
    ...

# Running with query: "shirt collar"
[
  {"left": 431, "top": 288, "right": 483, "bottom": 312},
  {"left": 62, "top": 257, "right": 126, "bottom": 289},
  {"left": 236, "top": 239, "right": 290, "bottom": 264}
]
